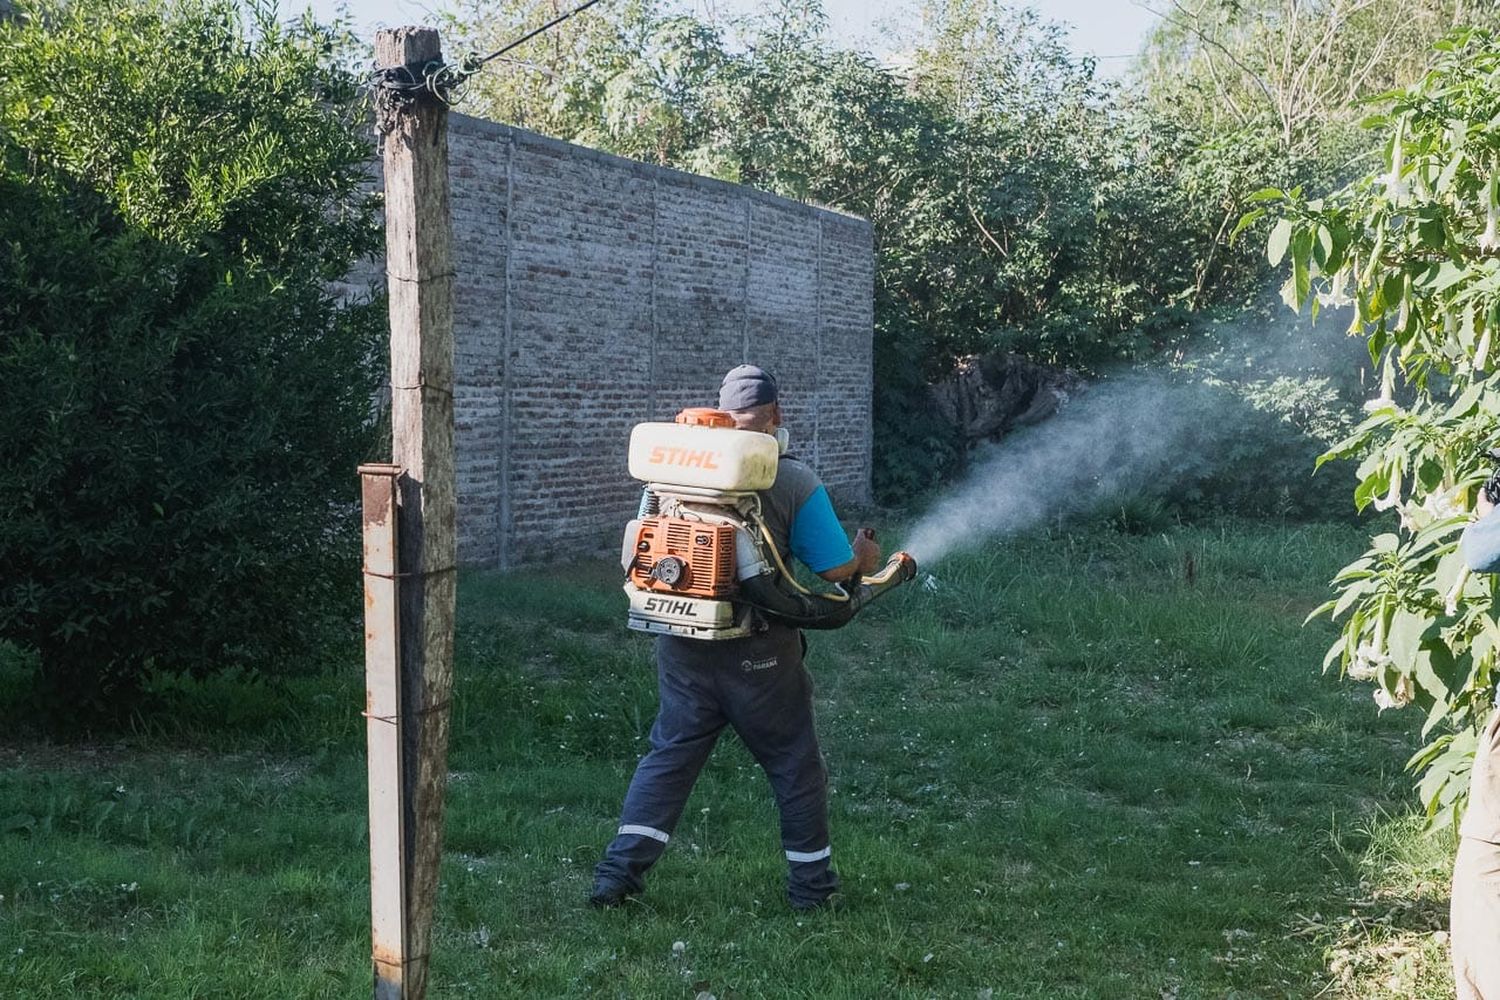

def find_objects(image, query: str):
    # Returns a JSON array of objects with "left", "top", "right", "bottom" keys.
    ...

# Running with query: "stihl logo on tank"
[
  {"left": 643, "top": 597, "right": 699, "bottom": 617},
  {"left": 647, "top": 446, "right": 721, "bottom": 470}
]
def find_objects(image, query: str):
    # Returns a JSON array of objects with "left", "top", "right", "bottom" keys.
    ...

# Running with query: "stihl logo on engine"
[
  {"left": 643, "top": 596, "right": 699, "bottom": 617},
  {"left": 647, "top": 446, "right": 721, "bottom": 470}
]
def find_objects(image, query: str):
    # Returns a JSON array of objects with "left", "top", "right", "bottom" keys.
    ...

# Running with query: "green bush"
[
  {"left": 1160, "top": 374, "right": 1357, "bottom": 521},
  {"left": 1270, "top": 28, "right": 1500, "bottom": 825},
  {"left": 0, "top": 0, "right": 382, "bottom": 718},
  {"left": 1141, "top": 305, "right": 1366, "bottom": 521}
]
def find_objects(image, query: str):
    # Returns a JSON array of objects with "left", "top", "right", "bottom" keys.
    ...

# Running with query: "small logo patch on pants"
[{"left": 741, "top": 655, "right": 778, "bottom": 673}]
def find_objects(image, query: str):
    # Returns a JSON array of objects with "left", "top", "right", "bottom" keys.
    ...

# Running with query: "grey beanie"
[{"left": 718, "top": 364, "right": 779, "bottom": 410}]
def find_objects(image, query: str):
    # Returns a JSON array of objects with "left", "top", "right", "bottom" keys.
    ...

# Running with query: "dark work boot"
[
  {"left": 588, "top": 877, "right": 638, "bottom": 909},
  {"left": 788, "top": 888, "right": 842, "bottom": 913},
  {"left": 786, "top": 855, "right": 840, "bottom": 912}
]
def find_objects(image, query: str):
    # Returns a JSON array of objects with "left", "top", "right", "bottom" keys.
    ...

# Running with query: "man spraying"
[{"left": 590, "top": 364, "right": 901, "bottom": 911}]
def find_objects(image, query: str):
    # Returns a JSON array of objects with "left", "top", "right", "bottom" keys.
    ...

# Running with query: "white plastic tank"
[{"left": 628, "top": 419, "right": 778, "bottom": 491}]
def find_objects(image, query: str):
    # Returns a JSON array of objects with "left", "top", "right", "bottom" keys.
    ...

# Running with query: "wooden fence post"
[{"left": 369, "top": 25, "right": 458, "bottom": 1000}]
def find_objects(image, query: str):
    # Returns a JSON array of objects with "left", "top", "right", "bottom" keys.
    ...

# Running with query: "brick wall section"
[{"left": 350, "top": 113, "right": 874, "bottom": 568}]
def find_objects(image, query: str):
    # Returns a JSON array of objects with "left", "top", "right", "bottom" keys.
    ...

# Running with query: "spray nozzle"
[{"left": 864, "top": 550, "right": 917, "bottom": 587}]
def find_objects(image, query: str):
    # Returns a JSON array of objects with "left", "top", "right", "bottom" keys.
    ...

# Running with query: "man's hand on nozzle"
[
  {"left": 853, "top": 527, "right": 882, "bottom": 575},
  {"left": 1480, "top": 491, "right": 1496, "bottom": 518}
]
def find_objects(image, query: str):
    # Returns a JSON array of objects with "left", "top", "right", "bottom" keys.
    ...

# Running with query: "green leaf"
[
  {"left": 1313, "top": 225, "right": 1335, "bottom": 268},
  {"left": 1417, "top": 455, "right": 1446, "bottom": 492},
  {"left": 1382, "top": 272, "right": 1405, "bottom": 318},
  {"left": 1418, "top": 213, "right": 1446, "bottom": 249},
  {"left": 1418, "top": 641, "right": 1460, "bottom": 701},
  {"left": 1331, "top": 581, "right": 1368, "bottom": 621},
  {"left": 1447, "top": 380, "right": 1486, "bottom": 417},
  {"left": 1246, "top": 187, "right": 1287, "bottom": 203},
  {"left": 1267, "top": 218, "right": 1293, "bottom": 267},
  {"left": 1353, "top": 466, "right": 1392, "bottom": 511},
  {"left": 1305, "top": 598, "right": 1338, "bottom": 624},
  {"left": 1387, "top": 608, "right": 1428, "bottom": 667},
  {"left": 1230, "top": 207, "right": 1265, "bottom": 242},
  {"left": 1408, "top": 733, "right": 1453, "bottom": 772},
  {"left": 1423, "top": 684, "right": 1453, "bottom": 737}
]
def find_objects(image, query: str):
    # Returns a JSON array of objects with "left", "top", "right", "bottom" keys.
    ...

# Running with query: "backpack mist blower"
[{"left": 621, "top": 408, "right": 917, "bottom": 639}]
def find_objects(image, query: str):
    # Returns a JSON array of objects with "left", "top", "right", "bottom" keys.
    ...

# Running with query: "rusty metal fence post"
[{"left": 360, "top": 463, "right": 407, "bottom": 999}]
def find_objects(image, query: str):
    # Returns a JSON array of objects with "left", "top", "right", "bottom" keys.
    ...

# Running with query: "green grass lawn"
[{"left": 0, "top": 519, "right": 1460, "bottom": 998}]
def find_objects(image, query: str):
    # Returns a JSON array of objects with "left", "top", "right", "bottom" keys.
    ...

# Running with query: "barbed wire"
[{"left": 371, "top": 0, "right": 607, "bottom": 107}]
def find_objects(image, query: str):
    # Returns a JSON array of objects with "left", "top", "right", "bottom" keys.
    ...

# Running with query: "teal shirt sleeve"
[
  {"left": 1462, "top": 509, "right": 1500, "bottom": 573},
  {"left": 790, "top": 485, "right": 854, "bottom": 573}
]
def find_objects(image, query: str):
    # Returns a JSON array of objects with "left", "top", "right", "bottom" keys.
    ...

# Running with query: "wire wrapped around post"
[{"left": 367, "top": 0, "right": 609, "bottom": 124}]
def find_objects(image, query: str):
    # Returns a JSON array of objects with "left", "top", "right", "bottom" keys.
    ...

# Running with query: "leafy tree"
[
  {"left": 1134, "top": 0, "right": 1500, "bottom": 315},
  {"left": 0, "top": 0, "right": 382, "bottom": 717},
  {"left": 1139, "top": 0, "right": 1484, "bottom": 163},
  {"left": 1269, "top": 28, "right": 1500, "bottom": 826}
]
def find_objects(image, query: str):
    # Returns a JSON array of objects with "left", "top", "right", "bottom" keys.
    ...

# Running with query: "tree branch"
[{"left": 1139, "top": 0, "right": 1281, "bottom": 115}]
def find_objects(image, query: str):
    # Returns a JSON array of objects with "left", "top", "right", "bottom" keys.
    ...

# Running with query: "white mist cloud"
[
  {"left": 899, "top": 374, "right": 1210, "bottom": 566},
  {"left": 893, "top": 301, "right": 1369, "bottom": 570}
]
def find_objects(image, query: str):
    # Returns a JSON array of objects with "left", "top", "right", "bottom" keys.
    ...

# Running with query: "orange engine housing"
[{"left": 628, "top": 517, "right": 738, "bottom": 598}]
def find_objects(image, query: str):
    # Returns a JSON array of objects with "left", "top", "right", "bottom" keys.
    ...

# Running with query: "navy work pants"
[{"left": 594, "top": 623, "right": 838, "bottom": 907}]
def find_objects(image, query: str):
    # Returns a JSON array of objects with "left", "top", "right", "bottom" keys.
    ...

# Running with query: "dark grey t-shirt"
[{"left": 756, "top": 455, "right": 853, "bottom": 573}]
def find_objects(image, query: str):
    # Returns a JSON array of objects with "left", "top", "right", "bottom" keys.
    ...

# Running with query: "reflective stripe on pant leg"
[
  {"left": 595, "top": 637, "right": 725, "bottom": 892},
  {"left": 718, "top": 627, "right": 838, "bottom": 904}
]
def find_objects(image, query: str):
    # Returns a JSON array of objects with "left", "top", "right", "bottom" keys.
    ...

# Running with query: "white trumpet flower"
[
  {"left": 1317, "top": 267, "right": 1355, "bottom": 309},
  {"left": 1372, "top": 475, "right": 1402, "bottom": 511},
  {"left": 1446, "top": 565, "right": 1473, "bottom": 617},
  {"left": 1366, "top": 355, "right": 1399, "bottom": 412},
  {"left": 1482, "top": 173, "right": 1500, "bottom": 253},
  {"left": 1406, "top": 487, "right": 1465, "bottom": 533},
  {"left": 1381, "top": 121, "right": 1410, "bottom": 202},
  {"left": 1425, "top": 487, "right": 1464, "bottom": 521},
  {"left": 1373, "top": 673, "right": 1415, "bottom": 711},
  {"left": 1348, "top": 642, "right": 1389, "bottom": 681}
]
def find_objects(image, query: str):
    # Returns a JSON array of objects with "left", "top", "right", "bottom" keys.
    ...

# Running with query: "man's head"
[{"left": 718, "top": 364, "right": 781, "bottom": 433}]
